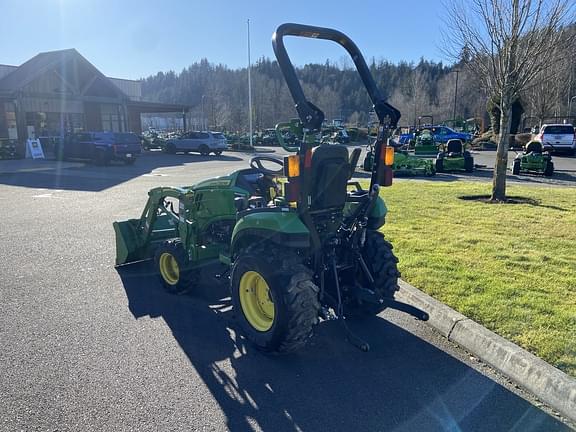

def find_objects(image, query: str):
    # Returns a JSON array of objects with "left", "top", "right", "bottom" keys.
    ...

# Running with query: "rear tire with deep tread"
[
  {"left": 345, "top": 231, "right": 400, "bottom": 319},
  {"left": 435, "top": 157, "right": 444, "bottom": 173},
  {"left": 464, "top": 156, "right": 474, "bottom": 172},
  {"left": 512, "top": 160, "right": 520, "bottom": 175},
  {"left": 154, "top": 239, "right": 196, "bottom": 294},
  {"left": 231, "top": 244, "right": 320, "bottom": 354}
]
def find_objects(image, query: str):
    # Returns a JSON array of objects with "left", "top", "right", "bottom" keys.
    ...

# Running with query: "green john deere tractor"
[
  {"left": 511, "top": 140, "right": 554, "bottom": 177},
  {"left": 113, "top": 23, "right": 427, "bottom": 354},
  {"left": 363, "top": 139, "right": 435, "bottom": 176},
  {"left": 435, "top": 139, "right": 474, "bottom": 173}
]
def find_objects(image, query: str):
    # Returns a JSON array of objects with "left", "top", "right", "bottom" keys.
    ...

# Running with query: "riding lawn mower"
[
  {"left": 113, "top": 23, "right": 428, "bottom": 354},
  {"left": 511, "top": 140, "right": 554, "bottom": 177},
  {"left": 362, "top": 138, "right": 435, "bottom": 176},
  {"left": 414, "top": 129, "right": 439, "bottom": 156},
  {"left": 435, "top": 139, "right": 474, "bottom": 173}
]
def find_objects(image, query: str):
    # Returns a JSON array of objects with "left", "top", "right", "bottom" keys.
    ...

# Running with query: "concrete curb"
[{"left": 396, "top": 280, "right": 576, "bottom": 424}]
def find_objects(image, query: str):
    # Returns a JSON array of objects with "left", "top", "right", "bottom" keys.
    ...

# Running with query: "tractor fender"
[
  {"left": 367, "top": 195, "right": 388, "bottom": 229},
  {"left": 231, "top": 211, "right": 310, "bottom": 256}
]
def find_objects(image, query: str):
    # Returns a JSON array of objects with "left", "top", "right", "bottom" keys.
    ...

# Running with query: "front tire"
[
  {"left": 93, "top": 150, "right": 110, "bottom": 166},
  {"left": 163, "top": 143, "right": 176, "bottom": 154},
  {"left": 231, "top": 245, "right": 320, "bottom": 354},
  {"left": 199, "top": 145, "right": 210, "bottom": 156},
  {"left": 544, "top": 161, "right": 554, "bottom": 177},
  {"left": 154, "top": 240, "right": 195, "bottom": 294},
  {"left": 345, "top": 231, "right": 400, "bottom": 319}
]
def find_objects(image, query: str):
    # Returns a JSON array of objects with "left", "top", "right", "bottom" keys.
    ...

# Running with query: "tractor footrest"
[{"left": 219, "top": 251, "right": 231, "bottom": 265}]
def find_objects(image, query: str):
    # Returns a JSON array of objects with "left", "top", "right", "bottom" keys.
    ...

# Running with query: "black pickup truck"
[{"left": 57, "top": 131, "right": 142, "bottom": 165}]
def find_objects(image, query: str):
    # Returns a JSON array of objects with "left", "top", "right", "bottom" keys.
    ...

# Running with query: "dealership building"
[{"left": 0, "top": 49, "right": 188, "bottom": 156}]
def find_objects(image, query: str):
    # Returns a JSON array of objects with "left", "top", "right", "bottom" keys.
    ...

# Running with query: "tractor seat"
[
  {"left": 525, "top": 141, "right": 543, "bottom": 154},
  {"left": 446, "top": 139, "right": 463, "bottom": 156},
  {"left": 309, "top": 144, "right": 350, "bottom": 212}
]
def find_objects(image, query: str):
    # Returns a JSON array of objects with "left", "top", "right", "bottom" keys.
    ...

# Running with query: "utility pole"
[
  {"left": 452, "top": 69, "right": 460, "bottom": 121},
  {"left": 247, "top": 19, "right": 253, "bottom": 148},
  {"left": 201, "top": 95, "right": 206, "bottom": 131},
  {"left": 569, "top": 95, "right": 576, "bottom": 120}
]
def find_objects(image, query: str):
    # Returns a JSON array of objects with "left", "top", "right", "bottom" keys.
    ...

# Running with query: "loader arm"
[{"left": 114, "top": 187, "right": 190, "bottom": 266}]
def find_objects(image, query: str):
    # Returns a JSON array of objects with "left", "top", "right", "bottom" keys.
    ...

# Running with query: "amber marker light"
[
  {"left": 382, "top": 146, "right": 394, "bottom": 166},
  {"left": 284, "top": 154, "right": 300, "bottom": 177}
]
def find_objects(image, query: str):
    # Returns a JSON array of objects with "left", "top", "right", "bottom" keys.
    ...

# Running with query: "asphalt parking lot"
[{"left": 0, "top": 149, "right": 574, "bottom": 431}]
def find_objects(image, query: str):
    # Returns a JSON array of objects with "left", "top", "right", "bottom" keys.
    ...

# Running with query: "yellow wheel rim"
[
  {"left": 159, "top": 252, "right": 180, "bottom": 285},
  {"left": 239, "top": 271, "right": 275, "bottom": 332}
]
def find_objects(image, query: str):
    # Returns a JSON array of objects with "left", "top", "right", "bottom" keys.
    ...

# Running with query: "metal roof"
[
  {"left": 0, "top": 49, "right": 191, "bottom": 113},
  {"left": 0, "top": 49, "right": 126, "bottom": 100}
]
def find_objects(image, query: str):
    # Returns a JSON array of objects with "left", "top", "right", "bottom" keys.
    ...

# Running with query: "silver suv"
[
  {"left": 536, "top": 124, "right": 575, "bottom": 155},
  {"left": 164, "top": 131, "right": 227, "bottom": 155}
]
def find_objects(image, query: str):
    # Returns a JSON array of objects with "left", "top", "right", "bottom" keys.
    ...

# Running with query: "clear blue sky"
[{"left": 0, "top": 0, "right": 448, "bottom": 80}]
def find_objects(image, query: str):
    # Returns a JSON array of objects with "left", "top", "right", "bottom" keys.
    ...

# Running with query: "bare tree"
[
  {"left": 443, "top": 0, "right": 574, "bottom": 201},
  {"left": 409, "top": 68, "right": 432, "bottom": 126}
]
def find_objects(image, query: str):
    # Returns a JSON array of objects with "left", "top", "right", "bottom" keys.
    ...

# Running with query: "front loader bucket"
[{"left": 113, "top": 219, "right": 147, "bottom": 266}]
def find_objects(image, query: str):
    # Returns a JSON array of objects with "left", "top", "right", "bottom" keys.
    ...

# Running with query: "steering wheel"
[{"left": 250, "top": 156, "right": 284, "bottom": 176}]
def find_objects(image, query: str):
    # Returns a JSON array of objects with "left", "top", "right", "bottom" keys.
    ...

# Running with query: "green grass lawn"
[{"left": 378, "top": 180, "right": 576, "bottom": 377}]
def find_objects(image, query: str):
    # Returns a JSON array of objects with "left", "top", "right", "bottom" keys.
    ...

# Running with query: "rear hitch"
[{"left": 328, "top": 254, "right": 371, "bottom": 352}]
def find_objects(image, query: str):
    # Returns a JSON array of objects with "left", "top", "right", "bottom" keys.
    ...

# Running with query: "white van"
[{"left": 163, "top": 131, "right": 227, "bottom": 155}]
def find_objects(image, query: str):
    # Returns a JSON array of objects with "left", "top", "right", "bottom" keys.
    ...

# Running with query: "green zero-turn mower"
[
  {"left": 413, "top": 129, "right": 439, "bottom": 156},
  {"left": 113, "top": 23, "right": 428, "bottom": 354},
  {"left": 435, "top": 139, "right": 474, "bottom": 173},
  {"left": 511, "top": 140, "right": 554, "bottom": 177},
  {"left": 362, "top": 139, "right": 435, "bottom": 177}
]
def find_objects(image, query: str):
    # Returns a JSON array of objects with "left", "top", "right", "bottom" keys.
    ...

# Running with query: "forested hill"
[{"left": 141, "top": 45, "right": 575, "bottom": 132}]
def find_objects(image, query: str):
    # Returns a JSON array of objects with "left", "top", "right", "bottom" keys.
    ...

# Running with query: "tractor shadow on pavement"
[
  {"left": 0, "top": 152, "right": 244, "bottom": 192},
  {"left": 117, "top": 262, "right": 569, "bottom": 432}
]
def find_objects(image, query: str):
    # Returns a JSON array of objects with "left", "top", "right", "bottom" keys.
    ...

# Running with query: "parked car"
[
  {"left": 535, "top": 124, "right": 575, "bottom": 155},
  {"left": 58, "top": 131, "right": 141, "bottom": 165},
  {"left": 163, "top": 131, "right": 227, "bottom": 155},
  {"left": 399, "top": 125, "right": 472, "bottom": 145}
]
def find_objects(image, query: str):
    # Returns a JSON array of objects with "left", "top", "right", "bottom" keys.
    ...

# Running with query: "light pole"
[
  {"left": 452, "top": 69, "right": 460, "bottom": 121},
  {"left": 568, "top": 95, "right": 576, "bottom": 119},
  {"left": 247, "top": 19, "right": 253, "bottom": 148}
]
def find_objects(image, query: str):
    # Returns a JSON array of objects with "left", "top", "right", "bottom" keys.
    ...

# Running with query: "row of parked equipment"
[{"left": 0, "top": 139, "right": 17, "bottom": 160}]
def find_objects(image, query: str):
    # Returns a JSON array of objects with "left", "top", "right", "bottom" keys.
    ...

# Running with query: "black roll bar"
[{"left": 272, "top": 23, "right": 401, "bottom": 132}]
